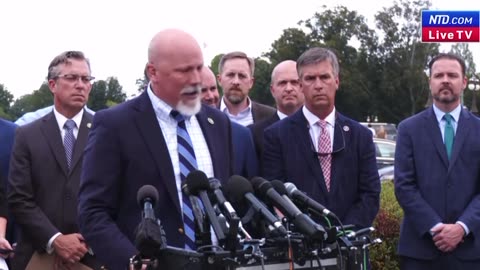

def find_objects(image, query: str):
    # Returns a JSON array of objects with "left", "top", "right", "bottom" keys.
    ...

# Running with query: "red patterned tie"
[{"left": 318, "top": 120, "right": 332, "bottom": 191}]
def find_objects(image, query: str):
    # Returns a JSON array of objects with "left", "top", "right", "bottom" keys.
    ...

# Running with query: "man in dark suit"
[
  {"left": 201, "top": 66, "right": 258, "bottom": 178},
  {"left": 217, "top": 51, "right": 275, "bottom": 126},
  {"left": 8, "top": 51, "right": 97, "bottom": 269},
  {"left": 263, "top": 48, "right": 380, "bottom": 229},
  {"left": 249, "top": 60, "right": 304, "bottom": 173},
  {"left": 0, "top": 118, "right": 16, "bottom": 263},
  {"left": 78, "top": 29, "right": 234, "bottom": 269},
  {"left": 394, "top": 53, "right": 480, "bottom": 269}
]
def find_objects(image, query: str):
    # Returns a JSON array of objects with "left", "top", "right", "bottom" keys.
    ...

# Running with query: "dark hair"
[
  {"left": 218, "top": 51, "right": 255, "bottom": 76},
  {"left": 428, "top": 53, "right": 466, "bottom": 77},
  {"left": 47, "top": 51, "right": 90, "bottom": 80},
  {"left": 297, "top": 47, "right": 339, "bottom": 78}
]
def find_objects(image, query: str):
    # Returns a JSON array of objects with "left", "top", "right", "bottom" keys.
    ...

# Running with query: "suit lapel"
[
  {"left": 290, "top": 111, "right": 328, "bottom": 194},
  {"left": 134, "top": 93, "right": 181, "bottom": 214},
  {"left": 424, "top": 108, "right": 449, "bottom": 168},
  {"left": 329, "top": 114, "right": 348, "bottom": 194},
  {"left": 195, "top": 107, "right": 224, "bottom": 178},
  {"left": 70, "top": 111, "right": 93, "bottom": 174},
  {"left": 40, "top": 112, "right": 69, "bottom": 176},
  {"left": 448, "top": 109, "right": 471, "bottom": 171}
]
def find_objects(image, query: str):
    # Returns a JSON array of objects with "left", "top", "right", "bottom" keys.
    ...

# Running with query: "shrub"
[{"left": 370, "top": 180, "right": 403, "bottom": 270}]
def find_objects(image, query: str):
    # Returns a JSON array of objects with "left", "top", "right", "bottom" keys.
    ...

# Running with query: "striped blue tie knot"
[
  {"left": 170, "top": 110, "right": 198, "bottom": 250},
  {"left": 63, "top": 119, "right": 76, "bottom": 170}
]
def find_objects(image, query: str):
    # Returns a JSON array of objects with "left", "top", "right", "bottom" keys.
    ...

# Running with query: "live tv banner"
[{"left": 422, "top": 11, "right": 480, "bottom": 42}]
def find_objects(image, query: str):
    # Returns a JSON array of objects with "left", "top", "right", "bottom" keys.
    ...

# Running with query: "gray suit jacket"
[
  {"left": 251, "top": 101, "right": 276, "bottom": 124},
  {"left": 8, "top": 111, "right": 95, "bottom": 270}
]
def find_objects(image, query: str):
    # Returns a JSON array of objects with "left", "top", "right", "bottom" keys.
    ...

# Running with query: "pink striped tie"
[{"left": 317, "top": 120, "right": 332, "bottom": 191}]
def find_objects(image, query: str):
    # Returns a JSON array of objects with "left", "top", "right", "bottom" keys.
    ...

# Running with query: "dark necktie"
[
  {"left": 171, "top": 110, "right": 198, "bottom": 250},
  {"left": 63, "top": 119, "right": 76, "bottom": 170},
  {"left": 444, "top": 113, "right": 454, "bottom": 160}
]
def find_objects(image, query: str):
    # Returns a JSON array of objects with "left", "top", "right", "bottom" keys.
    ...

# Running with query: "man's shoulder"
[
  {"left": 252, "top": 101, "right": 276, "bottom": 114},
  {"left": 249, "top": 113, "right": 279, "bottom": 132},
  {"left": 0, "top": 118, "right": 17, "bottom": 131}
]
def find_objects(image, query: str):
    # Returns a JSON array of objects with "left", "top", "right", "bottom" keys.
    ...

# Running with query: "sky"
[{"left": 0, "top": 0, "right": 479, "bottom": 99}]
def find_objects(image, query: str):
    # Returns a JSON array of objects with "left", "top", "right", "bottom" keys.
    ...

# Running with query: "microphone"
[
  {"left": 252, "top": 177, "right": 327, "bottom": 241},
  {"left": 224, "top": 175, "right": 287, "bottom": 236},
  {"left": 137, "top": 185, "right": 159, "bottom": 220},
  {"left": 135, "top": 185, "right": 166, "bottom": 258},
  {"left": 284, "top": 182, "right": 338, "bottom": 220},
  {"left": 185, "top": 171, "right": 226, "bottom": 242},
  {"left": 209, "top": 178, "right": 252, "bottom": 239}
]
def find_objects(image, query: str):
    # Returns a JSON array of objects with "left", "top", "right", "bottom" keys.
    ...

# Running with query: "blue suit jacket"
[
  {"left": 78, "top": 92, "right": 234, "bottom": 269},
  {"left": 231, "top": 122, "right": 258, "bottom": 179},
  {"left": 0, "top": 118, "right": 16, "bottom": 183},
  {"left": 263, "top": 109, "right": 380, "bottom": 228},
  {"left": 0, "top": 119, "right": 17, "bottom": 241},
  {"left": 395, "top": 107, "right": 480, "bottom": 260}
]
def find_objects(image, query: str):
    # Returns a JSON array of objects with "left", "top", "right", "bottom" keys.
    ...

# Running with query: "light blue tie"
[
  {"left": 171, "top": 110, "right": 198, "bottom": 250},
  {"left": 63, "top": 119, "right": 76, "bottom": 170},
  {"left": 444, "top": 113, "right": 454, "bottom": 160}
]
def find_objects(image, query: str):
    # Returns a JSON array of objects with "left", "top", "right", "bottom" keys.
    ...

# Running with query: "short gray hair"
[
  {"left": 47, "top": 51, "right": 91, "bottom": 80},
  {"left": 218, "top": 51, "right": 255, "bottom": 76},
  {"left": 297, "top": 47, "right": 339, "bottom": 78}
]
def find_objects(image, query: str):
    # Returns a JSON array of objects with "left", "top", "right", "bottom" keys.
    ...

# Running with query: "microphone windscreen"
[
  {"left": 185, "top": 170, "right": 210, "bottom": 196},
  {"left": 137, "top": 185, "right": 159, "bottom": 208},
  {"left": 271, "top": 180, "right": 288, "bottom": 196},
  {"left": 224, "top": 175, "right": 253, "bottom": 203},
  {"left": 251, "top": 177, "right": 271, "bottom": 199}
]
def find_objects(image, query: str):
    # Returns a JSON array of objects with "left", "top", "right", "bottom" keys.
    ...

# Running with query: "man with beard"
[
  {"left": 249, "top": 60, "right": 304, "bottom": 172},
  {"left": 201, "top": 66, "right": 258, "bottom": 178},
  {"left": 218, "top": 51, "right": 275, "bottom": 126},
  {"left": 77, "top": 29, "right": 234, "bottom": 269},
  {"left": 395, "top": 53, "right": 480, "bottom": 269}
]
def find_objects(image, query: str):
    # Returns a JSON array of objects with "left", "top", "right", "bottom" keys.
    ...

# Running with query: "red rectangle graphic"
[{"left": 422, "top": 26, "right": 479, "bottom": 42}]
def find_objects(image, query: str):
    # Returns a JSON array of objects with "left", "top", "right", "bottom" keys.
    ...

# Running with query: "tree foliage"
[
  {"left": 9, "top": 82, "right": 53, "bottom": 120},
  {"left": 88, "top": 77, "right": 126, "bottom": 111}
]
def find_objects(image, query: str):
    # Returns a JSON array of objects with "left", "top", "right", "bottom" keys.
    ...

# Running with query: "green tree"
[
  {"left": 263, "top": 28, "right": 315, "bottom": 66},
  {"left": 450, "top": 43, "right": 478, "bottom": 111},
  {"left": 0, "top": 84, "right": 14, "bottom": 119},
  {"left": 88, "top": 77, "right": 126, "bottom": 111},
  {"left": 9, "top": 82, "right": 53, "bottom": 119},
  {"left": 250, "top": 58, "right": 274, "bottom": 106}
]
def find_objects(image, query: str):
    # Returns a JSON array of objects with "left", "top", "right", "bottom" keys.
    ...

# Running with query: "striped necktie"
[
  {"left": 171, "top": 110, "right": 198, "bottom": 250},
  {"left": 63, "top": 119, "right": 76, "bottom": 171},
  {"left": 444, "top": 113, "right": 455, "bottom": 160}
]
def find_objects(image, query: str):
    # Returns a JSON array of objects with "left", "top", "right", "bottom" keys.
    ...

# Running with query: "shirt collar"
[
  {"left": 219, "top": 96, "right": 252, "bottom": 115},
  {"left": 53, "top": 107, "right": 84, "bottom": 131},
  {"left": 302, "top": 106, "right": 336, "bottom": 128},
  {"left": 147, "top": 83, "right": 177, "bottom": 122},
  {"left": 277, "top": 110, "right": 288, "bottom": 120},
  {"left": 433, "top": 103, "right": 461, "bottom": 124}
]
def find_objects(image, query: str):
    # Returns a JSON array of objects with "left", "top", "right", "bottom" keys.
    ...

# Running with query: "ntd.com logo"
[{"left": 422, "top": 11, "right": 479, "bottom": 42}]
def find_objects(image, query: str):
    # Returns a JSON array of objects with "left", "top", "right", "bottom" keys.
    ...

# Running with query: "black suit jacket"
[
  {"left": 248, "top": 113, "right": 280, "bottom": 175},
  {"left": 251, "top": 101, "right": 276, "bottom": 124},
  {"left": 8, "top": 111, "right": 95, "bottom": 270},
  {"left": 78, "top": 92, "right": 234, "bottom": 269},
  {"left": 263, "top": 109, "right": 380, "bottom": 228}
]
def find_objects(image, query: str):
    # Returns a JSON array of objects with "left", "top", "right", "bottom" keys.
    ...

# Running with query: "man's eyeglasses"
[{"left": 55, "top": 74, "right": 95, "bottom": 83}]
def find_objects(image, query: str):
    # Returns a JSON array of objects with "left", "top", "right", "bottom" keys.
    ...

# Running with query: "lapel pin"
[
  {"left": 87, "top": 123, "right": 92, "bottom": 128},
  {"left": 343, "top": 126, "right": 350, "bottom": 132},
  {"left": 207, "top": 118, "right": 214, "bottom": 125}
]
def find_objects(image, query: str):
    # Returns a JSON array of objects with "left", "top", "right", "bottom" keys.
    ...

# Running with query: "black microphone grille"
[
  {"left": 271, "top": 180, "right": 288, "bottom": 196},
  {"left": 251, "top": 177, "right": 272, "bottom": 198},
  {"left": 185, "top": 170, "right": 210, "bottom": 196},
  {"left": 224, "top": 175, "right": 253, "bottom": 203},
  {"left": 137, "top": 185, "right": 159, "bottom": 208}
]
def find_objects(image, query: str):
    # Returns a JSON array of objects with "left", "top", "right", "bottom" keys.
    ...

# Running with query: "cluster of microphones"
[{"left": 134, "top": 171, "right": 381, "bottom": 270}]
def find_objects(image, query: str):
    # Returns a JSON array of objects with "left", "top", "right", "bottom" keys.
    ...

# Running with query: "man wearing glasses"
[
  {"left": 8, "top": 51, "right": 100, "bottom": 269},
  {"left": 263, "top": 47, "right": 380, "bottom": 230}
]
